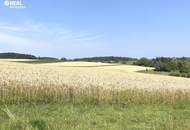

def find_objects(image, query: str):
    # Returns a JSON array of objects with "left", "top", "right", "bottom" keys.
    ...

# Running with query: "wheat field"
[
  {"left": 0, "top": 59, "right": 189, "bottom": 105},
  {"left": 0, "top": 59, "right": 190, "bottom": 129},
  {"left": 0, "top": 60, "right": 190, "bottom": 92}
]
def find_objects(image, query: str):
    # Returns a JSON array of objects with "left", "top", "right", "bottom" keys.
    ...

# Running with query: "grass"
[
  {"left": 16, "top": 59, "right": 64, "bottom": 64},
  {"left": 0, "top": 103, "right": 190, "bottom": 130},
  {"left": 138, "top": 69, "right": 170, "bottom": 76},
  {"left": 138, "top": 69, "right": 190, "bottom": 78},
  {"left": 0, "top": 86, "right": 190, "bottom": 130},
  {"left": 14, "top": 59, "right": 135, "bottom": 65}
]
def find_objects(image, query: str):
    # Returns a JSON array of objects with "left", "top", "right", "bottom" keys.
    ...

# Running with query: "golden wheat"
[
  {"left": 0, "top": 59, "right": 190, "bottom": 105},
  {"left": 0, "top": 60, "right": 190, "bottom": 91}
]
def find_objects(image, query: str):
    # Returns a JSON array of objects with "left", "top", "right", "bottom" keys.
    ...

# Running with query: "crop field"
[
  {"left": 0, "top": 60, "right": 190, "bottom": 91},
  {"left": 0, "top": 59, "right": 190, "bottom": 130}
]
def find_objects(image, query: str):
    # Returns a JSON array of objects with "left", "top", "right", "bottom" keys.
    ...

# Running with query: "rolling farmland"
[
  {"left": 0, "top": 60, "right": 190, "bottom": 91},
  {"left": 0, "top": 59, "right": 190, "bottom": 130}
]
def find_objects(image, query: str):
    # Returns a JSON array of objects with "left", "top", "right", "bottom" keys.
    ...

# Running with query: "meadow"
[{"left": 0, "top": 59, "right": 190, "bottom": 130}]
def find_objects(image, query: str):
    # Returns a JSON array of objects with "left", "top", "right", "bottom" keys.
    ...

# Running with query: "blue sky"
[{"left": 0, "top": 0, "right": 190, "bottom": 58}]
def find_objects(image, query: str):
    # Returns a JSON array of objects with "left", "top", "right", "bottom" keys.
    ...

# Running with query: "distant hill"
[
  {"left": 38, "top": 57, "right": 59, "bottom": 60},
  {"left": 73, "top": 56, "right": 137, "bottom": 64},
  {"left": 0, "top": 52, "right": 66, "bottom": 61},
  {"left": 0, "top": 52, "right": 37, "bottom": 59}
]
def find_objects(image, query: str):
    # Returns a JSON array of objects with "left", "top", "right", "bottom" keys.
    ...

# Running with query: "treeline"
[
  {"left": 134, "top": 57, "right": 190, "bottom": 78},
  {"left": 73, "top": 56, "right": 137, "bottom": 64},
  {"left": 38, "top": 57, "right": 59, "bottom": 60},
  {"left": 0, "top": 53, "right": 67, "bottom": 61},
  {"left": 0, "top": 52, "right": 36, "bottom": 59},
  {"left": 0, "top": 53, "right": 136, "bottom": 64}
]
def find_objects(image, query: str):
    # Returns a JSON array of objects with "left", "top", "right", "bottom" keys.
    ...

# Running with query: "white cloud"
[
  {"left": 0, "top": 22, "right": 105, "bottom": 58},
  {"left": 0, "top": 26, "right": 27, "bottom": 32},
  {"left": 75, "top": 34, "right": 104, "bottom": 41},
  {"left": 0, "top": 22, "right": 103, "bottom": 42},
  {"left": 0, "top": 32, "right": 34, "bottom": 45},
  {"left": 0, "top": 22, "right": 51, "bottom": 33}
]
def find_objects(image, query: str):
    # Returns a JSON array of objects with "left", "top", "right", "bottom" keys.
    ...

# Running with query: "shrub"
[
  {"left": 169, "top": 71, "right": 181, "bottom": 77},
  {"left": 133, "top": 58, "right": 153, "bottom": 67}
]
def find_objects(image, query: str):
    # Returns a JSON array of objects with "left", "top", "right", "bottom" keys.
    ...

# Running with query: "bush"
[
  {"left": 187, "top": 73, "right": 190, "bottom": 78},
  {"left": 60, "top": 57, "right": 67, "bottom": 61},
  {"left": 133, "top": 58, "right": 153, "bottom": 67},
  {"left": 136, "top": 57, "right": 190, "bottom": 78},
  {"left": 169, "top": 71, "right": 181, "bottom": 77}
]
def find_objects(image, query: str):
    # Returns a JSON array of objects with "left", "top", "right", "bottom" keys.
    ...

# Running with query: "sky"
[{"left": 0, "top": 0, "right": 190, "bottom": 58}]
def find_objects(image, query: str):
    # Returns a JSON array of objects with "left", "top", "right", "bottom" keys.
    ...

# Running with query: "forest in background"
[{"left": 1, "top": 52, "right": 190, "bottom": 78}]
